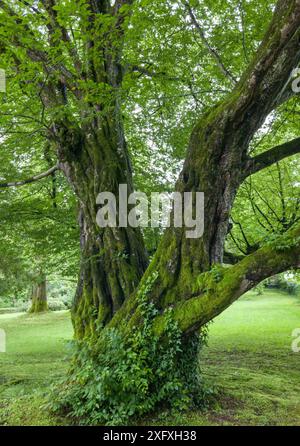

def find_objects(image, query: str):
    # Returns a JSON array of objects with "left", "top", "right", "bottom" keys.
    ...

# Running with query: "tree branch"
[
  {"left": 153, "top": 225, "right": 300, "bottom": 335},
  {"left": 235, "top": 0, "right": 300, "bottom": 117},
  {"left": 41, "top": 0, "right": 83, "bottom": 76},
  {"left": 223, "top": 251, "right": 245, "bottom": 264},
  {"left": 0, "top": 165, "right": 60, "bottom": 188},
  {"left": 272, "top": 67, "right": 299, "bottom": 108},
  {"left": 0, "top": 0, "right": 81, "bottom": 99},
  {"left": 244, "top": 137, "right": 300, "bottom": 177},
  {"left": 129, "top": 64, "right": 184, "bottom": 82},
  {"left": 113, "top": 0, "right": 134, "bottom": 14},
  {"left": 184, "top": 1, "right": 237, "bottom": 85}
]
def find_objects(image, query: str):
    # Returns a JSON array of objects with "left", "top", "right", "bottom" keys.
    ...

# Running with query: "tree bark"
[
  {"left": 29, "top": 276, "right": 48, "bottom": 313},
  {"left": 2, "top": 0, "right": 299, "bottom": 337},
  {"left": 54, "top": 108, "right": 148, "bottom": 337},
  {"left": 57, "top": 0, "right": 299, "bottom": 339}
]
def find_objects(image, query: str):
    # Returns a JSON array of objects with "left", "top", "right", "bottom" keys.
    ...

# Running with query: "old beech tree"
[{"left": 0, "top": 0, "right": 300, "bottom": 338}]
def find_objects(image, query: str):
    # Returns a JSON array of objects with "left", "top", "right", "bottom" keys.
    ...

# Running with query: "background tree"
[{"left": 0, "top": 160, "right": 79, "bottom": 311}]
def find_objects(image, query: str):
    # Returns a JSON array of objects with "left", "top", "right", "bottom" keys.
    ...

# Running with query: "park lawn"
[
  {"left": 0, "top": 311, "right": 73, "bottom": 425},
  {"left": 0, "top": 290, "right": 299, "bottom": 426}
]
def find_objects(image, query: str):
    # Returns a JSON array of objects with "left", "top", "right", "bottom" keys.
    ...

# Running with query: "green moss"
[
  {"left": 50, "top": 275, "right": 210, "bottom": 425},
  {"left": 194, "top": 264, "right": 226, "bottom": 294},
  {"left": 72, "top": 283, "right": 99, "bottom": 339},
  {"left": 29, "top": 300, "right": 48, "bottom": 314},
  {"left": 153, "top": 224, "right": 300, "bottom": 336}
]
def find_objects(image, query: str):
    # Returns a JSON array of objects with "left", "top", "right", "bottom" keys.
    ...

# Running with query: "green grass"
[
  {"left": 0, "top": 290, "right": 300, "bottom": 426},
  {"left": 0, "top": 311, "right": 73, "bottom": 425}
]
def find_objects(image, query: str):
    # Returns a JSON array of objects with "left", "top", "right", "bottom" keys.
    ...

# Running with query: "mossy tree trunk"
[
  {"left": 1, "top": 0, "right": 300, "bottom": 418},
  {"left": 43, "top": 3, "right": 149, "bottom": 337},
  {"left": 6, "top": 0, "right": 298, "bottom": 336},
  {"left": 29, "top": 275, "right": 48, "bottom": 313},
  {"left": 64, "top": 0, "right": 300, "bottom": 339},
  {"left": 56, "top": 116, "right": 148, "bottom": 337}
]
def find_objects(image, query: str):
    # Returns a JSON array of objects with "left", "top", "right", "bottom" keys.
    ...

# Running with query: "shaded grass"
[
  {"left": 0, "top": 311, "right": 72, "bottom": 425},
  {"left": 0, "top": 290, "right": 300, "bottom": 425}
]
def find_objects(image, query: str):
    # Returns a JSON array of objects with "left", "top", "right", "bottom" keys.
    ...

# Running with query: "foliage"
[
  {"left": 0, "top": 180, "right": 79, "bottom": 306},
  {"left": 227, "top": 154, "right": 300, "bottom": 259},
  {"left": 194, "top": 264, "right": 226, "bottom": 294},
  {"left": 253, "top": 283, "right": 264, "bottom": 295},
  {"left": 49, "top": 273, "right": 211, "bottom": 425},
  {"left": 266, "top": 274, "right": 299, "bottom": 296},
  {"left": 48, "top": 299, "right": 68, "bottom": 312},
  {"left": 47, "top": 280, "right": 76, "bottom": 309}
]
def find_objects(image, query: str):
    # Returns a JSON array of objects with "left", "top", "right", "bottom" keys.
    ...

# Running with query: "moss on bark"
[
  {"left": 29, "top": 278, "right": 48, "bottom": 313},
  {"left": 55, "top": 0, "right": 300, "bottom": 339}
]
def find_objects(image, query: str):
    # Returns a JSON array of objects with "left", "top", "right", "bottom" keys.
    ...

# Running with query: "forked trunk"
[
  {"left": 39, "top": 0, "right": 300, "bottom": 423},
  {"left": 53, "top": 0, "right": 300, "bottom": 339}
]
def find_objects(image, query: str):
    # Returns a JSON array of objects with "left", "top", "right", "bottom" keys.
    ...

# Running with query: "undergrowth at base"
[{"left": 48, "top": 274, "right": 212, "bottom": 425}]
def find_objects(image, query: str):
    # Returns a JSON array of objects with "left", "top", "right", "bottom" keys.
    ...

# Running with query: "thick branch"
[
  {"left": 0, "top": 165, "right": 59, "bottom": 188},
  {"left": 153, "top": 226, "right": 300, "bottom": 335},
  {"left": 244, "top": 137, "right": 300, "bottom": 177},
  {"left": 235, "top": 0, "right": 300, "bottom": 115}
]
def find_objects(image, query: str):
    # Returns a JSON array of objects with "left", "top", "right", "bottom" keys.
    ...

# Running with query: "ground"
[{"left": 0, "top": 290, "right": 299, "bottom": 426}]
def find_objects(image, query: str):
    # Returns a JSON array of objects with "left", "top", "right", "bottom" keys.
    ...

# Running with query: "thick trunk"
[
  {"left": 108, "top": 98, "right": 288, "bottom": 329},
  {"left": 107, "top": 0, "right": 300, "bottom": 332},
  {"left": 55, "top": 110, "right": 148, "bottom": 337},
  {"left": 41, "top": 0, "right": 300, "bottom": 423},
  {"left": 52, "top": 0, "right": 299, "bottom": 339},
  {"left": 29, "top": 276, "right": 48, "bottom": 313}
]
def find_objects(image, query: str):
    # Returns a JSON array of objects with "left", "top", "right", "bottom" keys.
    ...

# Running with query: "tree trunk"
[
  {"left": 9, "top": 0, "right": 297, "bottom": 423},
  {"left": 49, "top": 0, "right": 300, "bottom": 339},
  {"left": 29, "top": 276, "right": 48, "bottom": 313},
  {"left": 54, "top": 109, "right": 148, "bottom": 337},
  {"left": 34, "top": 0, "right": 300, "bottom": 337},
  {"left": 106, "top": 0, "right": 300, "bottom": 336}
]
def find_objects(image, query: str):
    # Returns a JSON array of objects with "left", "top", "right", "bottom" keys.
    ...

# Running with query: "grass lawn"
[
  {"left": 0, "top": 311, "right": 73, "bottom": 425},
  {"left": 0, "top": 290, "right": 299, "bottom": 426}
]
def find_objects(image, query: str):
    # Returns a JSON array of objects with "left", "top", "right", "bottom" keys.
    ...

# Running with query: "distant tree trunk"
[{"left": 29, "top": 276, "right": 48, "bottom": 313}]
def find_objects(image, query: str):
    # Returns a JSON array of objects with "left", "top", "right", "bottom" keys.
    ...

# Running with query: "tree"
[
  {"left": 0, "top": 0, "right": 300, "bottom": 421},
  {"left": 0, "top": 242, "right": 31, "bottom": 305},
  {"left": 29, "top": 272, "right": 48, "bottom": 313},
  {"left": 0, "top": 149, "right": 79, "bottom": 311}
]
